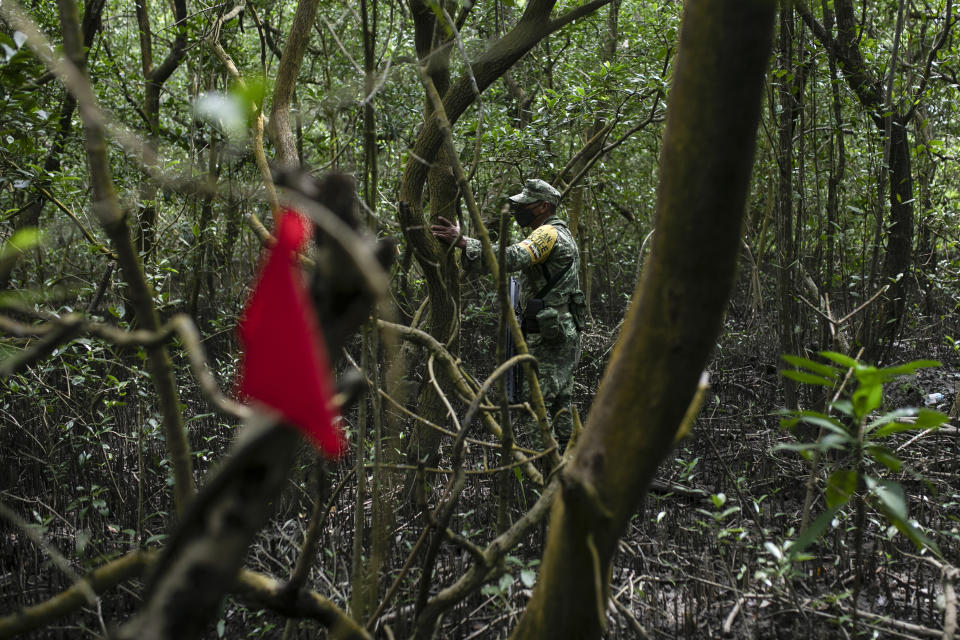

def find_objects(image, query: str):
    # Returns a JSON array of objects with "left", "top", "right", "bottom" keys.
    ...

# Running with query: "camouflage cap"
[{"left": 508, "top": 178, "right": 561, "bottom": 206}]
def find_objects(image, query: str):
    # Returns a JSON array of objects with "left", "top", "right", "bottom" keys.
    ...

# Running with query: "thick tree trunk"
[
  {"left": 510, "top": 1, "right": 776, "bottom": 637},
  {"left": 400, "top": 0, "right": 461, "bottom": 473}
]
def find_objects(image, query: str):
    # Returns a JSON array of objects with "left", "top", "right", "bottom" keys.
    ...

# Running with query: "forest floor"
[
  {"left": 359, "top": 297, "right": 960, "bottom": 639},
  {"left": 237, "top": 302, "right": 960, "bottom": 639},
  {"left": 5, "top": 286, "right": 960, "bottom": 639}
]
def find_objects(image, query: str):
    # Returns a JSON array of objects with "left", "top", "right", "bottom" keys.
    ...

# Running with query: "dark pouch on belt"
[
  {"left": 570, "top": 291, "right": 586, "bottom": 330},
  {"left": 523, "top": 298, "right": 545, "bottom": 333},
  {"left": 536, "top": 307, "right": 561, "bottom": 341}
]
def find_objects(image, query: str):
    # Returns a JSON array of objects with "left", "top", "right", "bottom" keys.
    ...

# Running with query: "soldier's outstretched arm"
[{"left": 463, "top": 224, "right": 558, "bottom": 274}]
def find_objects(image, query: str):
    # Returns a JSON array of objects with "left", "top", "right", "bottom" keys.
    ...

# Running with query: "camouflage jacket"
[{"left": 463, "top": 215, "right": 581, "bottom": 310}]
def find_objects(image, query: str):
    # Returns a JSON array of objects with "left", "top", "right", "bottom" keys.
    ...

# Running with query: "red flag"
[{"left": 237, "top": 208, "right": 345, "bottom": 457}]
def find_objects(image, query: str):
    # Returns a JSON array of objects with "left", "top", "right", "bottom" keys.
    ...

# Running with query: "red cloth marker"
[{"left": 237, "top": 208, "right": 345, "bottom": 457}]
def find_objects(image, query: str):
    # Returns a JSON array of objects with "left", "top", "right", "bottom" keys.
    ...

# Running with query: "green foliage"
[
  {"left": 776, "top": 353, "right": 948, "bottom": 558},
  {"left": 0, "top": 29, "right": 50, "bottom": 191},
  {"left": 0, "top": 226, "right": 40, "bottom": 259}
]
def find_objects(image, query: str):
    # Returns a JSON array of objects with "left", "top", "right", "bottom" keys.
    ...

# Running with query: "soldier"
[{"left": 431, "top": 179, "right": 585, "bottom": 451}]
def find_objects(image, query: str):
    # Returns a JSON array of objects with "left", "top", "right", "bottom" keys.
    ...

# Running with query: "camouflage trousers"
[{"left": 523, "top": 311, "right": 581, "bottom": 452}]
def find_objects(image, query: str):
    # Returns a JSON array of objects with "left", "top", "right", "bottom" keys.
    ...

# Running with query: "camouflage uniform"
[{"left": 463, "top": 211, "right": 583, "bottom": 450}]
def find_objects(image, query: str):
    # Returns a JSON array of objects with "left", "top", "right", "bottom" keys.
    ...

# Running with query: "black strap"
[{"left": 535, "top": 259, "right": 573, "bottom": 300}]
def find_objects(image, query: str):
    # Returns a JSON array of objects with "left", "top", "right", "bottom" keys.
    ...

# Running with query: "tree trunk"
[
  {"left": 799, "top": 0, "right": 922, "bottom": 361},
  {"left": 187, "top": 137, "right": 220, "bottom": 323},
  {"left": 511, "top": 1, "right": 776, "bottom": 637},
  {"left": 396, "top": 0, "right": 614, "bottom": 470},
  {"left": 267, "top": 0, "right": 322, "bottom": 167},
  {"left": 134, "top": 0, "right": 187, "bottom": 259},
  {"left": 775, "top": 6, "right": 800, "bottom": 409},
  {"left": 873, "top": 117, "right": 914, "bottom": 356},
  {"left": 822, "top": 0, "right": 845, "bottom": 347}
]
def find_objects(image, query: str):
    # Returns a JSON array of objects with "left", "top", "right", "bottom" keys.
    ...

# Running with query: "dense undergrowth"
[{"left": 4, "top": 253, "right": 960, "bottom": 639}]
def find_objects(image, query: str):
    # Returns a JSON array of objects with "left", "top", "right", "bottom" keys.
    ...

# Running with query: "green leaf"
[
  {"left": 867, "top": 477, "right": 907, "bottom": 521},
  {"left": 820, "top": 351, "right": 859, "bottom": 369},
  {"left": 764, "top": 541, "right": 783, "bottom": 562},
  {"left": 520, "top": 568, "right": 536, "bottom": 588},
  {"left": 865, "top": 444, "right": 902, "bottom": 472},
  {"left": 773, "top": 441, "right": 822, "bottom": 454},
  {"left": 852, "top": 382, "right": 882, "bottom": 418},
  {"left": 864, "top": 408, "right": 918, "bottom": 434},
  {"left": 788, "top": 507, "right": 838, "bottom": 558},
  {"left": 715, "top": 506, "right": 740, "bottom": 520},
  {"left": 782, "top": 412, "right": 852, "bottom": 440},
  {"left": 781, "top": 370, "right": 835, "bottom": 386},
  {"left": 231, "top": 74, "right": 268, "bottom": 126},
  {"left": 774, "top": 433, "right": 848, "bottom": 455},
  {"left": 820, "top": 433, "right": 853, "bottom": 451},
  {"left": 889, "top": 517, "right": 940, "bottom": 555},
  {"left": 779, "top": 415, "right": 800, "bottom": 431},
  {"left": 866, "top": 477, "right": 940, "bottom": 554},
  {"left": 879, "top": 360, "right": 941, "bottom": 377},
  {"left": 871, "top": 421, "right": 923, "bottom": 438},
  {"left": 781, "top": 355, "right": 838, "bottom": 378},
  {"left": 913, "top": 408, "right": 949, "bottom": 430},
  {"left": 831, "top": 399, "right": 854, "bottom": 416},
  {"left": 1, "top": 226, "right": 40, "bottom": 259},
  {"left": 872, "top": 410, "right": 946, "bottom": 438},
  {"left": 826, "top": 470, "right": 857, "bottom": 509}
]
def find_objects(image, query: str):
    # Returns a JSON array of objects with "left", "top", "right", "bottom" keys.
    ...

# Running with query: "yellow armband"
[{"left": 519, "top": 224, "right": 558, "bottom": 264}]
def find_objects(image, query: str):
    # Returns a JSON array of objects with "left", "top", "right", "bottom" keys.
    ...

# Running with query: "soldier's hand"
[{"left": 430, "top": 216, "right": 466, "bottom": 249}]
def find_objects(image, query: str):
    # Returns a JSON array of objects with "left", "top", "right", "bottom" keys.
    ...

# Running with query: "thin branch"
[
  {"left": 837, "top": 283, "right": 890, "bottom": 325},
  {"left": 33, "top": 186, "right": 115, "bottom": 257},
  {"left": 0, "top": 502, "right": 93, "bottom": 600},
  {"left": 319, "top": 14, "right": 363, "bottom": 74},
  {"left": 427, "top": 353, "right": 461, "bottom": 434},
  {"left": 905, "top": 0, "right": 955, "bottom": 122},
  {"left": 0, "top": 549, "right": 367, "bottom": 639},
  {"left": 364, "top": 446, "right": 556, "bottom": 475},
  {"left": 0, "top": 312, "right": 250, "bottom": 420},
  {"left": 206, "top": 4, "right": 280, "bottom": 216},
  {"left": 343, "top": 351, "right": 537, "bottom": 454},
  {"left": 378, "top": 319, "right": 545, "bottom": 486}
]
